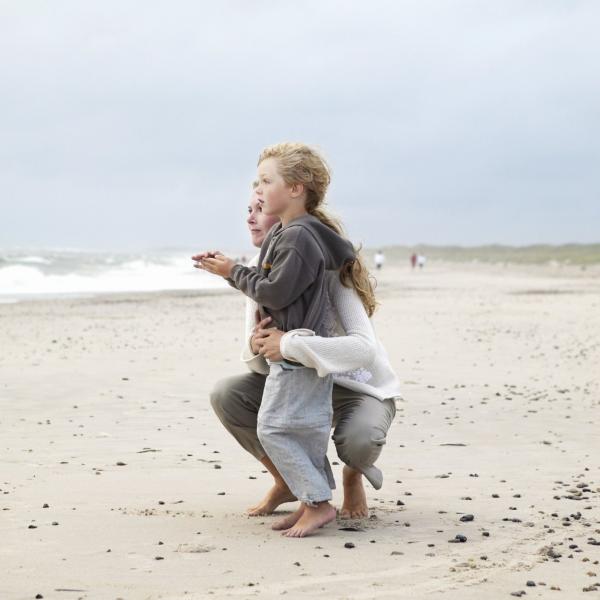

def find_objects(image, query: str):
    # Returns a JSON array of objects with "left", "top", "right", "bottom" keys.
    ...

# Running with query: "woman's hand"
[
  {"left": 254, "top": 326, "right": 285, "bottom": 362},
  {"left": 250, "top": 316, "right": 272, "bottom": 354}
]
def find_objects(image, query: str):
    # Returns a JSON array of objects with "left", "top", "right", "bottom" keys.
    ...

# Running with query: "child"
[{"left": 199, "top": 143, "right": 356, "bottom": 537}]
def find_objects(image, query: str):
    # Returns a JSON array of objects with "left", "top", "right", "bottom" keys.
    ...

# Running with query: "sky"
[{"left": 1, "top": 0, "right": 599, "bottom": 252}]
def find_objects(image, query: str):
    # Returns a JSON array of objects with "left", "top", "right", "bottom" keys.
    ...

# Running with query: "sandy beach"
[{"left": 1, "top": 261, "right": 599, "bottom": 600}]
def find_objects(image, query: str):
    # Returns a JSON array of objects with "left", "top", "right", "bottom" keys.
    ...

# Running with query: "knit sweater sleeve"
[
  {"left": 280, "top": 276, "right": 377, "bottom": 377},
  {"left": 239, "top": 254, "right": 269, "bottom": 374}
]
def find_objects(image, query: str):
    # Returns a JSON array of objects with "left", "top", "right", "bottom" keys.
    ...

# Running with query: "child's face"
[{"left": 255, "top": 158, "right": 295, "bottom": 217}]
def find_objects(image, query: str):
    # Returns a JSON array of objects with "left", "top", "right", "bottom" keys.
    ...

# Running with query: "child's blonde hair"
[{"left": 258, "top": 142, "right": 378, "bottom": 316}]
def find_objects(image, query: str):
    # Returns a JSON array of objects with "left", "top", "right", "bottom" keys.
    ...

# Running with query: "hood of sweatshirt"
[{"left": 273, "top": 213, "right": 356, "bottom": 270}]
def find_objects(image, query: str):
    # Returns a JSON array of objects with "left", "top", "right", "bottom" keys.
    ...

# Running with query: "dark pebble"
[
  {"left": 155, "top": 556, "right": 164, "bottom": 560},
  {"left": 449, "top": 534, "right": 467, "bottom": 543},
  {"left": 396, "top": 500, "right": 405, "bottom": 506},
  {"left": 526, "top": 581, "right": 536, "bottom": 587},
  {"left": 42, "top": 504, "right": 49, "bottom": 508},
  {"left": 344, "top": 542, "right": 355, "bottom": 549},
  {"left": 482, "top": 531, "right": 490, "bottom": 537},
  {"left": 459, "top": 514, "right": 474, "bottom": 522},
  {"left": 116, "top": 462, "right": 126, "bottom": 466}
]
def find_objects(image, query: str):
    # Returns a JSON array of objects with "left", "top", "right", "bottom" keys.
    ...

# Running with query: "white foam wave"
[
  {"left": 19, "top": 256, "right": 53, "bottom": 265},
  {"left": 0, "top": 255, "right": 228, "bottom": 297}
]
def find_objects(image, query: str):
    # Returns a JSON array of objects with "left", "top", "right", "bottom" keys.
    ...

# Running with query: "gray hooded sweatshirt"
[{"left": 228, "top": 214, "right": 356, "bottom": 337}]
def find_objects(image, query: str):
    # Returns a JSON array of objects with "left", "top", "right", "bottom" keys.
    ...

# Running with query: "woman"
[{"left": 202, "top": 185, "right": 401, "bottom": 519}]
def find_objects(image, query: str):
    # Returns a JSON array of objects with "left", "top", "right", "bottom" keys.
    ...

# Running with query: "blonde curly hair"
[{"left": 258, "top": 142, "right": 378, "bottom": 316}]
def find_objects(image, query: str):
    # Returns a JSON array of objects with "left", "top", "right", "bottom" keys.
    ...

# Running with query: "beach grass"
[{"left": 365, "top": 243, "right": 600, "bottom": 266}]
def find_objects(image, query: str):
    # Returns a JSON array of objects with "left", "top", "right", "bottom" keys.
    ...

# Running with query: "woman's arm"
[{"left": 279, "top": 276, "right": 377, "bottom": 377}]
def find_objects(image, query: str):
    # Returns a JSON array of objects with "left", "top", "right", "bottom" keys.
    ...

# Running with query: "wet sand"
[{"left": 1, "top": 262, "right": 599, "bottom": 599}]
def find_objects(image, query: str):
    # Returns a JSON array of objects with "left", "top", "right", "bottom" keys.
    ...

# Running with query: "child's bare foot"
[
  {"left": 272, "top": 504, "right": 305, "bottom": 530},
  {"left": 282, "top": 502, "right": 336, "bottom": 538},
  {"left": 339, "top": 465, "right": 368, "bottom": 519},
  {"left": 246, "top": 483, "right": 296, "bottom": 516}
]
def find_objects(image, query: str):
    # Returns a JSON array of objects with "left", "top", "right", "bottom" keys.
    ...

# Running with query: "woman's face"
[
  {"left": 247, "top": 191, "right": 279, "bottom": 248},
  {"left": 255, "top": 158, "right": 293, "bottom": 217}
]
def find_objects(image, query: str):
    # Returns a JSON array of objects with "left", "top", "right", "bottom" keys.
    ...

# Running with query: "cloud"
[{"left": 1, "top": 0, "right": 599, "bottom": 249}]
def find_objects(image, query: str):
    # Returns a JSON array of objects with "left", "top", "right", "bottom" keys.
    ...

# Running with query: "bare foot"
[
  {"left": 339, "top": 465, "right": 368, "bottom": 519},
  {"left": 282, "top": 502, "right": 336, "bottom": 538},
  {"left": 272, "top": 504, "right": 305, "bottom": 530},
  {"left": 246, "top": 483, "right": 296, "bottom": 516}
]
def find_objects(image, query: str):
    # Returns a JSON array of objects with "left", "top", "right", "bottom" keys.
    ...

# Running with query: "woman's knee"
[
  {"left": 209, "top": 377, "right": 239, "bottom": 420},
  {"left": 334, "top": 425, "right": 387, "bottom": 467}
]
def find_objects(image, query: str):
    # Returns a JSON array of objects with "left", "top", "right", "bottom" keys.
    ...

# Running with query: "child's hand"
[
  {"left": 199, "top": 254, "right": 236, "bottom": 278},
  {"left": 192, "top": 250, "right": 222, "bottom": 266}
]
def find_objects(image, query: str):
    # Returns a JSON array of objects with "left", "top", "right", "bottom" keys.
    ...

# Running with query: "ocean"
[{"left": 0, "top": 249, "right": 241, "bottom": 302}]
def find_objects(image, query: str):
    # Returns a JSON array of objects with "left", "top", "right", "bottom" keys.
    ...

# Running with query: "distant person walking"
[
  {"left": 417, "top": 254, "right": 426, "bottom": 269},
  {"left": 374, "top": 250, "right": 385, "bottom": 270},
  {"left": 410, "top": 253, "right": 417, "bottom": 269}
]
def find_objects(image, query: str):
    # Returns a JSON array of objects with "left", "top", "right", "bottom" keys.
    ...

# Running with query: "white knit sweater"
[{"left": 240, "top": 256, "right": 402, "bottom": 402}]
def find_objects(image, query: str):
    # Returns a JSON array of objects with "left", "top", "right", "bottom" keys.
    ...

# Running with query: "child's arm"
[
  {"left": 229, "top": 247, "right": 318, "bottom": 310},
  {"left": 199, "top": 231, "right": 322, "bottom": 309}
]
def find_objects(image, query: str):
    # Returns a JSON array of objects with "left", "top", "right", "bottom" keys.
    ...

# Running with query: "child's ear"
[{"left": 290, "top": 182, "right": 305, "bottom": 198}]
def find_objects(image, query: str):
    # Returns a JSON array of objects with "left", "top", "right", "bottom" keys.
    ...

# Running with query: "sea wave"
[{"left": 0, "top": 251, "right": 232, "bottom": 299}]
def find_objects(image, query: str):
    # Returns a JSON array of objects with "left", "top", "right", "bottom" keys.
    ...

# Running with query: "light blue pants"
[{"left": 256, "top": 361, "right": 335, "bottom": 505}]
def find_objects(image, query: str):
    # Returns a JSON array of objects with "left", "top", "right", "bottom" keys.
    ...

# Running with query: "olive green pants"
[{"left": 210, "top": 371, "right": 396, "bottom": 490}]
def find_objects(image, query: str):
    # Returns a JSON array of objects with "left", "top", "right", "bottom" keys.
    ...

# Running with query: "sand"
[{"left": 1, "top": 262, "right": 599, "bottom": 599}]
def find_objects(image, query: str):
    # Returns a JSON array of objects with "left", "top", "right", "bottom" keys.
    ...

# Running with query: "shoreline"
[
  {"left": 0, "top": 285, "right": 236, "bottom": 306},
  {"left": 1, "top": 259, "right": 599, "bottom": 306}
]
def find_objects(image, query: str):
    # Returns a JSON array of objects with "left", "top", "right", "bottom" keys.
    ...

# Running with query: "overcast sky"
[{"left": 1, "top": 0, "right": 599, "bottom": 251}]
